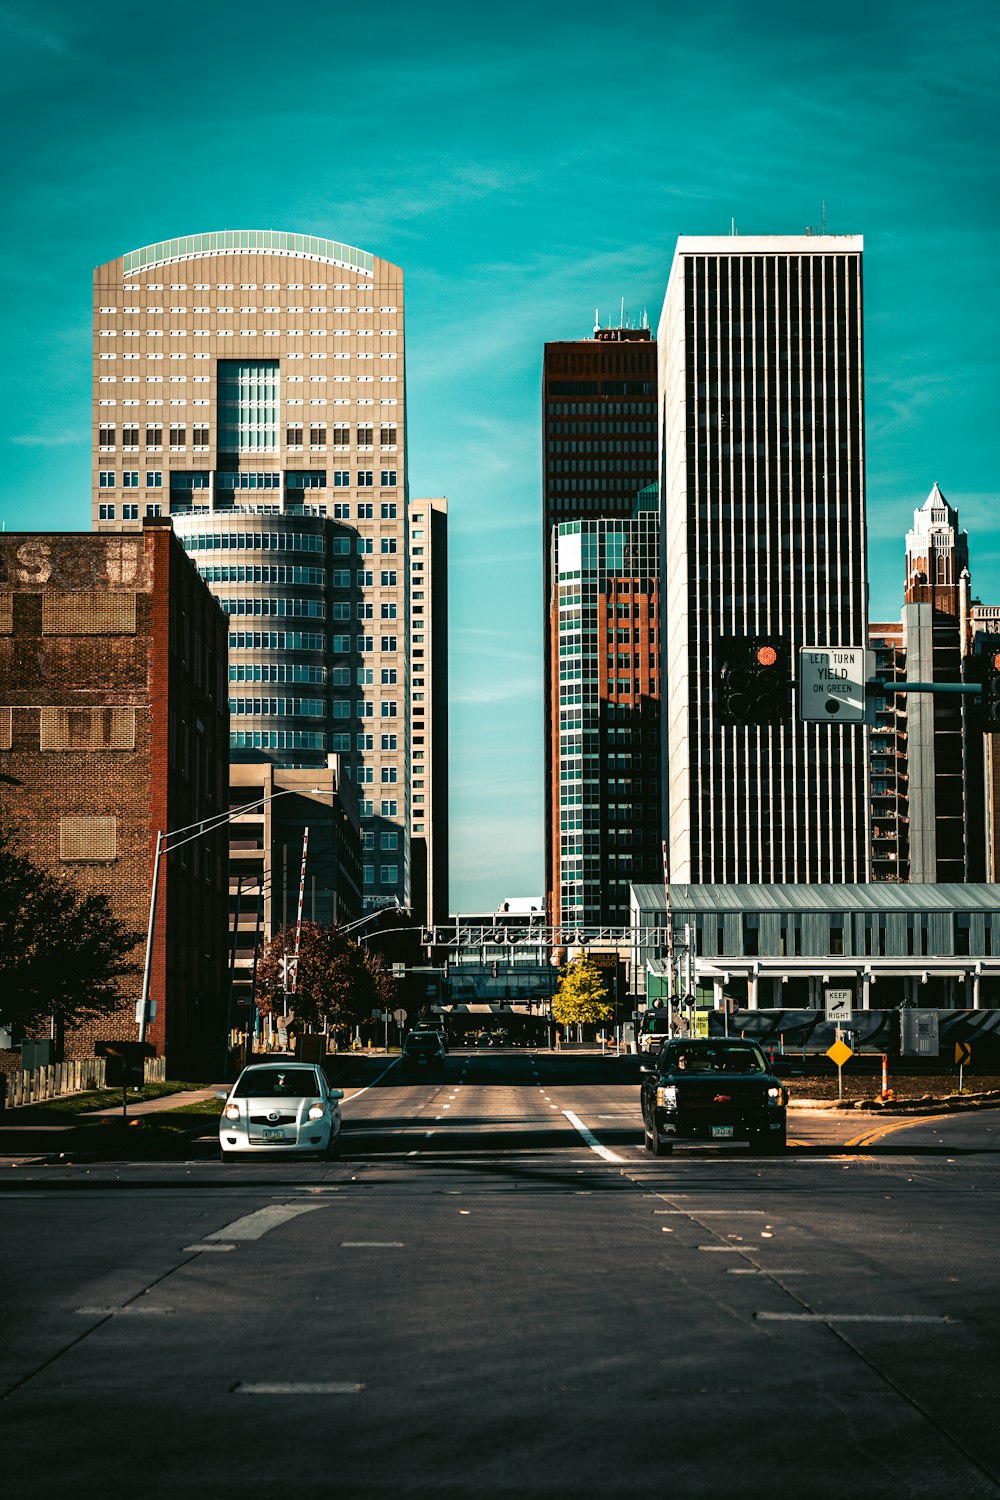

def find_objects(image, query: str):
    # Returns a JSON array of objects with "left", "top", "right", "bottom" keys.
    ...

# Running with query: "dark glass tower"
[{"left": 542, "top": 325, "right": 659, "bottom": 923}]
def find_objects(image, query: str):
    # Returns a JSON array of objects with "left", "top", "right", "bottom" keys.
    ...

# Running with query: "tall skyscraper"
[
  {"left": 658, "top": 235, "right": 869, "bottom": 884},
  {"left": 92, "top": 230, "right": 412, "bottom": 913},
  {"left": 407, "top": 497, "right": 448, "bottom": 927},
  {"left": 542, "top": 324, "right": 658, "bottom": 924}
]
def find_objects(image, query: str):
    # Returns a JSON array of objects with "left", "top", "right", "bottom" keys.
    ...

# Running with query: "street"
[{"left": 3, "top": 1052, "right": 1000, "bottom": 1498}]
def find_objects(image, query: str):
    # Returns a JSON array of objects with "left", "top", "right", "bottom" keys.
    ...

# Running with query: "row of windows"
[
  {"left": 363, "top": 865, "right": 399, "bottom": 885},
  {"left": 197, "top": 565, "right": 326, "bottom": 585},
  {"left": 98, "top": 502, "right": 161, "bottom": 520},
  {"left": 229, "top": 698, "right": 325, "bottom": 717},
  {"left": 221, "top": 598, "right": 325, "bottom": 618},
  {"left": 231, "top": 730, "right": 326, "bottom": 749},
  {"left": 181, "top": 531, "right": 325, "bottom": 552},
  {"left": 330, "top": 732, "right": 399, "bottom": 752},
  {"left": 99, "top": 472, "right": 162, "bottom": 489},
  {"left": 229, "top": 631, "right": 325, "bottom": 650},
  {"left": 230, "top": 663, "right": 326, "bottom": 683},
  {"left": 288, "top": 425, "right": 397, "bottom": 443},
  {"left": 332, "top": 700, "right": 398, "bottom": 718}
]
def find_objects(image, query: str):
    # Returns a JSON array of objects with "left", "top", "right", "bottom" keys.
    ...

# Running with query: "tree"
[
  {"left": 255, "top": 921, "right": 396, "bottom": 1036},
  {"left": 551, "top": 955, "right": 614, "bottom": 1030},
  {"left": 0, "top": 825, "right": 143, "bottom": 1033}
]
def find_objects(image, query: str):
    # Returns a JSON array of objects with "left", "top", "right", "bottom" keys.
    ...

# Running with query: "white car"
[{"left": 219, "top": 1062, "right": 344, "bottom": 1158}]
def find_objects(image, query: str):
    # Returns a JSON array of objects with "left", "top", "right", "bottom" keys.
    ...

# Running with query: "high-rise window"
[{"left": 218, "top": 360, "right": 280, "bottom": 452}]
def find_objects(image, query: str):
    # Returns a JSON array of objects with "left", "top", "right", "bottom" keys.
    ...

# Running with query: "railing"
[{"left": 1, "top": 1055, "right": 167, "bottom": 1110}]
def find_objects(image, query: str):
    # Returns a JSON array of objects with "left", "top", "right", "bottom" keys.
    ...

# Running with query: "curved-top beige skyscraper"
[{"left": 91, "top": 229, "right": 411, "bottom": 913}]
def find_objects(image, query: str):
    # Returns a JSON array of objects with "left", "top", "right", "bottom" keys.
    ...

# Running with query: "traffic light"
[
  {"left": 715, "top": 636, "right": 790, "bottom": 725},
  {"left": 974, "top": 636, "right": 1000, "bottom": 731}
]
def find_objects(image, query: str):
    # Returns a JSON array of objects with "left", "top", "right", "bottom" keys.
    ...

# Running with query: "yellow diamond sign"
[{"left": 827, "top": 1039, "right": 853, "bottom": 1068}]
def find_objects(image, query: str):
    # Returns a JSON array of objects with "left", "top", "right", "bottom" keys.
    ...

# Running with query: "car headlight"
[
  {"left": 656, "top": 1084, "right": 678, "bottom": 1109},
  {"left": 224, "top": 1103, "right": 240, "bottom": 1120},
  {"left": 767, "top": 1086, "right": 786, "bottom": 1107},
  {"left": 307, "top": 1103, "right": 326, "bottom": 1121}
]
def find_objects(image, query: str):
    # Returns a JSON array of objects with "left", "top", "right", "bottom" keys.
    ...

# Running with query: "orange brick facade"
[{"left": 0, "top": 522, "right": 230, "bottom": 1072}]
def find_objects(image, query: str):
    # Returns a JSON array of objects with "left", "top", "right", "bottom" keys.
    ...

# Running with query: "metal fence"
[{"left": 1, "top": 1055, "right": 167, "bottom": 1110}]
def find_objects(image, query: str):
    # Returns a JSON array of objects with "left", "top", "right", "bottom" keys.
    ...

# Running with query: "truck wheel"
[{"left": 651, "top": 1133, "right": 673, "bottom": 1157}]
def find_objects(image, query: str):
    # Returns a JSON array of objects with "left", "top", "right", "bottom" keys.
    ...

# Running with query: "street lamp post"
[{"left": 137, "top": 787, "right": 335, "bottom": 1048}]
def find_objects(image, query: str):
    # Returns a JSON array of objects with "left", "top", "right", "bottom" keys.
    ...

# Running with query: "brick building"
[{"left": 0, "top": 521, "right": 229, "bottom": 1070}]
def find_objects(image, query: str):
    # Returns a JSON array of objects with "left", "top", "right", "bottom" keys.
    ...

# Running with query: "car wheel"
[
  {"left": 651, "top": 1133, "right": 673, "bottom": 1157},
  {"left": 324, "top": 1131, "right": 342, "bottom": 1161}
]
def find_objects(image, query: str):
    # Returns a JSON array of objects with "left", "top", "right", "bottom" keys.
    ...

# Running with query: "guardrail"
[{"left": 0, "top": 1055, "right": 167, "bottom": 1111}]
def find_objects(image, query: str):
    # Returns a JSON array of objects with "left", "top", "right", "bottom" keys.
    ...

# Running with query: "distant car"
[
  {"left": 219, "top": 1062, "right": 344, "bottom": 1159},
  {"left": 640, "top": 1039, "right": 788, "bottom": 1156},
  {"left": 401, "top": 1032, "right": 447, "bottom": 1071},
  {"left": 410, "top": 1026, "right": 448, "bottom": 1053}
]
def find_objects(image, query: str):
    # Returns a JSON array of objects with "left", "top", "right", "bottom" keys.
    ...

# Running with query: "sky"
[{"left": 1, "top": 0, "right": 997, "bottom": 911}]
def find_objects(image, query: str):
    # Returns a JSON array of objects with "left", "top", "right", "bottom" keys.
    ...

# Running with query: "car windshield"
[
  {"left": 660, "top": 1043, "right": 767, "bottom": 1074},
  {"left": 234, "top": 1067, "right": 322, "bottom": 1098}
]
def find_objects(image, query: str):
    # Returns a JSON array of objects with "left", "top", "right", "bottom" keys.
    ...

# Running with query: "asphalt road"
[{"left": 3, "top": 1050, "right": 1000, "bottom": 1499}]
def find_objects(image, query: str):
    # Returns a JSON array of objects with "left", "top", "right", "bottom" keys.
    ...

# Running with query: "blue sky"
[{"left": 1, "top": 0, "right": 997, "bottom": 910}]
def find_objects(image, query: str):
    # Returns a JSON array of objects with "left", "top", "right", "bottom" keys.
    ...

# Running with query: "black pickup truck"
[{"left": 640, "top": 1038, "right": 788, "bottom": 1156}]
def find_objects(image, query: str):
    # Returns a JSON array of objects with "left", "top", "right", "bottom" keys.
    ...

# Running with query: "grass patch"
[
  {"left": 154, "top": 1097, "right": 224, "bottom": 1118},
  {"left": 13, "top": 1081, "right": 210, "bottom": 1119}
]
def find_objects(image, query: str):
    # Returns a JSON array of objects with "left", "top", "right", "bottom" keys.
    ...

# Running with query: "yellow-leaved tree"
[{"left": 551, "top": 955, "right": 614, "bottom": 1030}]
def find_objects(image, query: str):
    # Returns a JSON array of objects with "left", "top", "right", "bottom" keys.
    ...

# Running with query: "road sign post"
[
  {"left": 827, "top": 1036, "right": 853, "bottom": 1102},
  {"left": 955, "top": 1040, "right": 972, "bottom": 1091}
]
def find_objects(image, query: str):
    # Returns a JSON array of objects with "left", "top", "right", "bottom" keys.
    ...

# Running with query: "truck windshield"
[{"left": 661, "top": 1044, "right": 767, "bottom": 1074}]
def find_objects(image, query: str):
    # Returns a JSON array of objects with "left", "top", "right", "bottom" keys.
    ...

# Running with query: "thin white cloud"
[{"left": 10, "top": 430, "right": 85, "bottom": 448}]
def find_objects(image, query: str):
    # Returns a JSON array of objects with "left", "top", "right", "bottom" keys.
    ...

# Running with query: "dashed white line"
[
  {"left": 235, "top": 1382, "right": 363, "bottom": 1395},
  {"left": 75, "top": 1306, "right": 173, "bottom": 1315},
  {"left": 755, "top": 1312, "right": 953, "bottom": 1325}
]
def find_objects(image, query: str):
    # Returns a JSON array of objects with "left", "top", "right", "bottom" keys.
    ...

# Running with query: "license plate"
[
  {"left": 711, "top": 1125, "right": 735, "bottom": 1139},
  {"left": 261, "top": 1129, "right": 285, "bottom": 1141}
]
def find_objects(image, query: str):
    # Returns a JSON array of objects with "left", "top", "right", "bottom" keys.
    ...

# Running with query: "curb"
[{"left": 792, "top": 1092, "right": 1000, "bottom": 1116}]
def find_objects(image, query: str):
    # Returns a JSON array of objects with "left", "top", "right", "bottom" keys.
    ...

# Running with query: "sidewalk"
[{"left": 86, "top": 1088, "right": 220, "bottom": 1117}]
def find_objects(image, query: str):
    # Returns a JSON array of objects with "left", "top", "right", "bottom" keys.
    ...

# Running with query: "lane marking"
[
  {"left": 340, "top": 1241, "right": 403, "bottom": 1248},
  {"left": 339, "top": 1058, "right": 400, "bottom": 1103},
  {"left": 205, "top": 1202, "right": 329, "bottom": 1243},
  {"left": 655, "top": 1210, "right": 766, "bottom": 1216},
  {"left": 846, "top": 1115, "right": 944, "bottom": 1148},
  {"left": 235, "top": 1382, "right": 363, "bottom": 1395},
  {"left": 756, "top": 1312, "right": 953, "bottom": 1325},
  {"left": 698, "top": 1245, "right": 744, "bottom": 1252},
  {"left": 75, "top": 1306, "right": 173, "bottom": 1315},
  {"left": 561, "top": 1110, "right": 624, "bottom": 1164},
  {"left": 183, "top": 1243, "right": 236, "bottom": 1252},
  {"left": 729, "top": 1268, "right": 809, "bottom": 1276}
]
